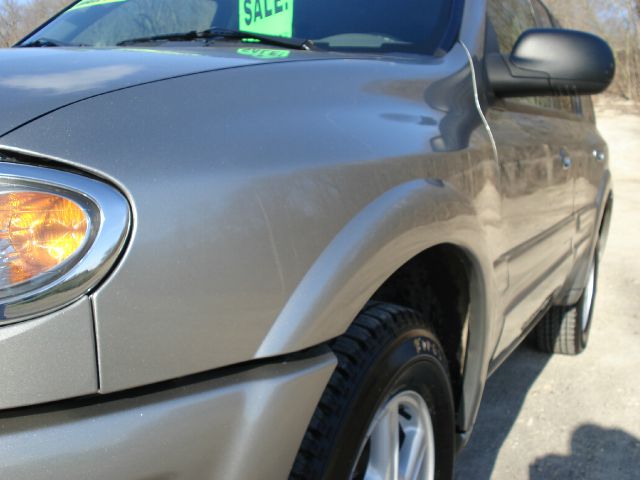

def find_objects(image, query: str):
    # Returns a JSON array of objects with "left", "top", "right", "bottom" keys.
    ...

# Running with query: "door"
[
  {"left": 485, "top": 0, "right": 583, "bottom": 358},
  {"left": 540, "top": 3, "right": 609, "bottom": 271},
  {"left": 572, "top": 96, "right": 608, "bottom": 262}
]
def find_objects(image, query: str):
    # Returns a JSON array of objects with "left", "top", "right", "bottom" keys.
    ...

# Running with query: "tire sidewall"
[
  {"left": 576, "top": 250, "right": 599, "bottom": 350},
  {"left": 323, "top": 327, "right": 455, "bottom": 480}
]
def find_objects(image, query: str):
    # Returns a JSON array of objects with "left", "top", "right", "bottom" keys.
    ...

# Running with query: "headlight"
[
  {"left": 0, "top": 159, "right": 130, "bottom": 324},
  {"left": 1, "top": 191, "right": 89, "bottom": 287}
]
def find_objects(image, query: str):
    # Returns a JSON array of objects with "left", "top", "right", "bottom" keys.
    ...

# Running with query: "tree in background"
[
  {"left": 0, "top": 0, "right": 69, "bottom": 47},
  {"left": 546, "top": 0, "right": 640, "bottom": 100},
  {"left": 0, "top": 0, "right": 22, "bottom": 47}
]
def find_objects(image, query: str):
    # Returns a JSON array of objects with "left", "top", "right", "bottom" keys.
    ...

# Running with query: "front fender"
[
  {"left": 0, "top": 46, "right": 497, "bottom": 398},
  {"left": 256, "top": 178, "right": 499, "bottom": 436},
  {"left": 258, "top": 179, "right": 497, "bottom": 358}
]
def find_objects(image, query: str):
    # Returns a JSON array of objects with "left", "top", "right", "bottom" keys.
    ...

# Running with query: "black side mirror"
[{"left": 487, "top": 28, "right": 615, "bottom": 98}]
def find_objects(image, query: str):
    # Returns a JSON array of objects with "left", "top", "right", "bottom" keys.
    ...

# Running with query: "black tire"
[
  {"left": 535, "top": 252, "right": 599, "bottom": 355},
  {"left": 289, "top": 302, "right": 455, "bottom": 480}
]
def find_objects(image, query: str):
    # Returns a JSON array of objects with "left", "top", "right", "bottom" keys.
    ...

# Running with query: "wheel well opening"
[
  {"left": 371, "top": 244, "right": 471, "bottom": 424},
  {"left": 600, "top": 193, "right": 613, "bottom": 237}
]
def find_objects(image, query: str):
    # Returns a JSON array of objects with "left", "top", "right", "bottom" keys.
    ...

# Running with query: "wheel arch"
[
  {"left": 256, "top": 179, "right": 498, "bottom": 434},
  {"left": 598, "top": 189, "right": 613, "bottom": 254},
  {"left": 371, "top": 242, "right": 488, "bottom": 434},
  {"left": 560, "top": 170, "right": 613, "bottom": 306}
]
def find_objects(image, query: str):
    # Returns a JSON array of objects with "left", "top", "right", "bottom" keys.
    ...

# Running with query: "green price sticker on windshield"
[
  {"left": 239, "top": 0, "right": 294, "bottom": 38},
  {"left": 237, "top": 47, "right": 291, "bottom": 59}
]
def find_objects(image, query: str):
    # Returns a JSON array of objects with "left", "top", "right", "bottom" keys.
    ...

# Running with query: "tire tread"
[
  {"left": 535, "top": 305, "right": 580, "bottom": 355},
  {"left": 289, "top": 301, "right": 443, "bottom": 479}
]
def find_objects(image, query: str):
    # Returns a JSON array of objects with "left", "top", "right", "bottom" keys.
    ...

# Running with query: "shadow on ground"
[
  {"left": 454, "top": 340, "right": 552, "bottom": 479},
  {"left": 529, "top": 424, "right": 640, "bottom": 480},
  {"left": 454, "top": 341, "right": 640, "bottom": 479}
]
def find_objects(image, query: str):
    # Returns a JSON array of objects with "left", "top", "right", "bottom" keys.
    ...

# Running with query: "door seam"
[{"left": 460, "top": 41, "right": 499, "bottom": 165}]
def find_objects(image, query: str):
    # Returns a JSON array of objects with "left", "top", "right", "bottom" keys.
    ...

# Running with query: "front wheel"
[{"left": 289, "top": 302, "right": 455, "bottom": 480}]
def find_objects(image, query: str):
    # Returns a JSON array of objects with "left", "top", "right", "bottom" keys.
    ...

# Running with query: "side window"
[
  {"left": 530, "top": 0, "right": 579, "bottom": 114},
  {"left": 487, "top": 0, "right": 536, "bottom": 56},
  {"left": 487, "top": 0, "right": 579, "bottom": 115},
  {"left": 487, "top": 0, "right": 543, "bottom": 109},
  {"left": 531, "top": 0, "right": 553, "bottom": 27}
]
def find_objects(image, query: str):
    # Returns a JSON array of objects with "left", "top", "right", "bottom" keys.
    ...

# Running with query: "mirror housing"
[{"left": 487, "top": 28, "right": 615, "bottom": 98}]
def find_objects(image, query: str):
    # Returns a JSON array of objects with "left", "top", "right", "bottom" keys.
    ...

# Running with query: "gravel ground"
[{"left": 454, "top": 103, "right": 640, "bottom": 480}]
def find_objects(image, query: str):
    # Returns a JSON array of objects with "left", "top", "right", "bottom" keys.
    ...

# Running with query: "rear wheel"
[
  {"left": 289, "top": 302, "right": 455, "bottom": 480},
  {"left": 535, "top": 251, "right": 598, "bottom": 355}
]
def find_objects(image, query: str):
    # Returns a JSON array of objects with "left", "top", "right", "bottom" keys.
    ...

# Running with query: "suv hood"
[{"left": 0, "top": 46, "right": 322, "bottom": 137}]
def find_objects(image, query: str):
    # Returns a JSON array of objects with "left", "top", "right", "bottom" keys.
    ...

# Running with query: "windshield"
[{"left": 21, "top": 0, "right": 460, "bottom": 54}]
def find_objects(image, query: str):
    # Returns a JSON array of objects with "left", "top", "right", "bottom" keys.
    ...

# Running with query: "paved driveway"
[{"left": 455, "top": 104, "right": 640, "bottom": 480}]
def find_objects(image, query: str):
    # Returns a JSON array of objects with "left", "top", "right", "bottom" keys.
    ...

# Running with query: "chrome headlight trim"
[{"left": 0, "top": 160, "right": 130, "bottom": 324}]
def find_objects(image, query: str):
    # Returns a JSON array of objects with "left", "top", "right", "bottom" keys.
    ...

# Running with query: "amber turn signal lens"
[{"left": 0, "top": 191, "right": 89, "bottom": 287}]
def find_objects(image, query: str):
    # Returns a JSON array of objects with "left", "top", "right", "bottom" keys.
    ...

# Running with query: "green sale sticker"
[
  {"left": 237, "top": 47, "right": 291, "bottom": 59},
  {"left": 239, "top": 0, "right": 294, "bottom": 38}
]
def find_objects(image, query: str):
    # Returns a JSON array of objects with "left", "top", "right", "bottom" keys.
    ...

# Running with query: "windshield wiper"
[
  {"left": 18, "top": 37, "right": 79, "bottom": 48},
  {"left": 117, "top": 27, "right": 313, "bottom": 50}
]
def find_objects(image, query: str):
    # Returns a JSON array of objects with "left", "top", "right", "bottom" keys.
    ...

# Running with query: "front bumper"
[{"left": 0, "top": 350, "right": 335, "bottom": 480}]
